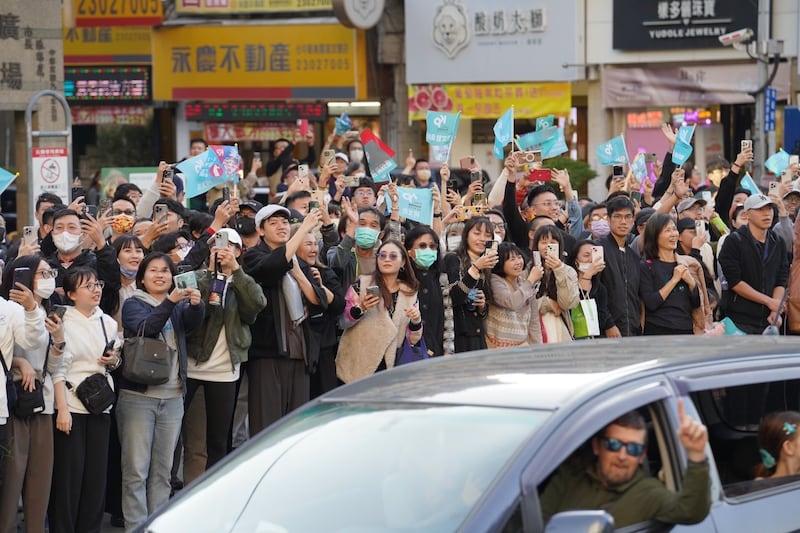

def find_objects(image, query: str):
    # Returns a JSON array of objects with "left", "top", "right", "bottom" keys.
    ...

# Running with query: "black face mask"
[{"left": 235, "top": 216, "right": 256, "bottom": 237}]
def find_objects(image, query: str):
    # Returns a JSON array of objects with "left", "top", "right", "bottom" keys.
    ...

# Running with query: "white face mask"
[
  {"left": 35, "top": 277, "right": 56, "bottom": 299},
  {"left": 349, "top": 149, "right": 364, "bottom": 163},
  {"left": 53, "top": 231, "right": 82, "bottom": 253},
  {"left": 578, "top": 262, "right": 592, "bottom": 273},
  {"left": 416, "top": 169, "right": 431, "bottom": 182},
  {"left": 446, "top": 236, "right": 462, "bottom": 251}
]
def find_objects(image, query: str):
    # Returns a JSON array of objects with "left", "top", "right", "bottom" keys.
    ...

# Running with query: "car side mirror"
[{"left": 544, "top": 510, "right": 614, "bottom": 532}]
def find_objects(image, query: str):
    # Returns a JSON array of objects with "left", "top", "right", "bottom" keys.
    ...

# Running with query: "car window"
[
  {"left": 691, "top": 378, "right": 800, "bottom": 498},
  {"left": 148, "top": 403, "right": 547, "bottom": 533}
]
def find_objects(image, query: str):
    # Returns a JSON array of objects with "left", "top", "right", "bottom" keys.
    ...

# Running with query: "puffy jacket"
[{"left": 598, "top": 234, "right": 642, "bottom": 336}]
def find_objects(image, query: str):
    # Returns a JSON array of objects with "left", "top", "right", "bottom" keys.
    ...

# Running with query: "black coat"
[
  {"left": 412, "top": 263, "right": 444, "bottom": 357},
  {"left": 598, "top": 234, "right": 642, "bottom": 336}
]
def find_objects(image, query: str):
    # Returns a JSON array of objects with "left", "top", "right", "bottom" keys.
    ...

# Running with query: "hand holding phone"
[
  {"left": 769, "top": 181, "right": 780, "bottom": 196},
  {"left": 23, "top": 226, "right": 37, "bottom": 246},
  {"left": 591, "top": 245, "right": 604, "bottom": 264},
  {"left": 48, "top": 305, "right": 68, "bottom": 320}
]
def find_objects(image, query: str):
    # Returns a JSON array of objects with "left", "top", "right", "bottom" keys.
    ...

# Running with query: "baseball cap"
[
  {"left": 743, "top": 193, "right": 774, "bottom": 211},
  {"left": 211, "top": 228, "right": 243, "bottom": 248},
  {"left": 335, "top": 152, "right": 349, "bottom": 164},
  {"left": 255, "top": 205, "right": 291, "bottom": 227},
  {"left": 676, "top": 218, "right": 696, "bottom": 232},
  {"left": 677, "top": 197, "right": 707, "bottom": 213},
  {"left": 634, "top": 207, "right": 656, "bottom": 228},
  {"left": 239, "top": 199, "right": 263, "bottom": 213},
  {"left": 783, "top": 187, "right": 800, "bottom": 200}
]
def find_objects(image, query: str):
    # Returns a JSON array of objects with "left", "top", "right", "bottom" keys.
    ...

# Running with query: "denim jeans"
[{"left": 116, "top": 391, "right": 183, "bottom": 531}]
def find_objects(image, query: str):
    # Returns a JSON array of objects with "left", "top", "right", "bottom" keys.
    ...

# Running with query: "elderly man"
[{"left": 541, "top": 401, "right": 711, "bottom": 528}]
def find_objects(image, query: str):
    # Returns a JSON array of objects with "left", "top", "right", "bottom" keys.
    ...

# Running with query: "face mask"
[
  {"left": 349, "top": 149, "right": 364, "bottom": 163},
  {"left": 494, "top": 233, "right": 503, "bottom": 243},
  {"left": 354, "top": 227, "right": 379, "bottom": 249},
  {"left": 34, "top": 277, "right": 55, "bottom": 299},
  {"left": 120, "top": 265, "right": 138, "bottom": 279},
  {"left": 446, "top": 236, "right": 462, "bottom": 251},
  {"left": 235, "top": 216, "right": 256, "bottom": 236},
  {"left": 413, "top": 248, "right": 437, "bottom": 268},
  {"left": 416, "top": 169, "right": 431, "bottom": 182},
  {"left": 591, "top": 219, "right": 611, "bottom": 238},
  {"left": 578, "top": 262, "right": 593, "bottom": 273},
  {"left": 112, "top": 214, "right": 135, "bottom": 234},
  {"left": 53, "top": 231, "right": 82, "bottom": 253}
]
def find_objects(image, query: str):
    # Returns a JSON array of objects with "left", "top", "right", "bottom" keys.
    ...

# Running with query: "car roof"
[{"left": 324, "top": 336, "right": 800, "bottom": 410}]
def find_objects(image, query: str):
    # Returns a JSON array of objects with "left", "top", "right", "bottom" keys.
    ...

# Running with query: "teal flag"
[
  {"left": 493, "top": 107, "right": 514, "bottom": 159},
  {"left": 426, "top": 111, "right": 461, "bottom": 163},
  {"left": 385, "top": 187, "right": 434, "bottom": 226},
  {"left": 0, "top": 167, "right": 18, "bottom": 196},
  {"left": 595, "top": 135, "right": 629, "bottom": 166},
  {"left": 671, "top": 125, "right": 695, "bottom": 166},
  {"left": 765, "top": 149, "right": 791, "bottom": 175}
]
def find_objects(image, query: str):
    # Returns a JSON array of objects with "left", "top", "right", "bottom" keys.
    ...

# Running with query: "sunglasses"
[
  {"left": 600, "top": 437, "right": 645, "bottom": 457},
  {"left": 377, "top": 251, "right": 401, "bottom": 261}
]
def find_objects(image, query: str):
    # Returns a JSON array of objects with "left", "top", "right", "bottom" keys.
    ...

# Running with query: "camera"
[{"left": 718, "top": 28, "right": 754, "bottom": 47}]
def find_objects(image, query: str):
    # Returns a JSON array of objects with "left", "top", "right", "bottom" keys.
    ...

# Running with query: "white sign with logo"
[
  {"left": 405, "top": 0, "right": 583, "bottom": 84},
  {"left": 334, "top": 0, "right": 385, "bottom": 30},
  {"left": 32, "top": 147, "right": 69, "bottom": 204}
]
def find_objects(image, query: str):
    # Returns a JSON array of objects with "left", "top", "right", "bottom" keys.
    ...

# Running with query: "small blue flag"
[
  {"left": 536, "top": 115, "right": 555, "bottom": 130},
  {"left": 426, "top": 111, "right": 461, "bottom": 163},
  {"left": 631, "top": 154, "right": 648, "bottom": 181},
  {"left": 595, "top": 135, "right": 629, "bottom": 166},
  {"left": 493, "top": 107, "right": 514, "bottom": 159},
  {"left": 385, "top": 187, "right": 434, "bottom": 226},
  {"left": 360, "top": 129, "right": 397, "bottom": 183},
  {"left": 740, "top": 173, "right": 761, "bottom": 195},
  {"left": 177, "top": 145, "right": 241, "bottom": 198},
  {"left": 671, "top": 125, "right": 695, "bottom": 166},
  {"left": 335, "top": 113, "right": 353, "bottom": 136},
  {"left": 765, "top": 149, "right": 791, "bottom": 176},
  {"left": 0, "top": 167, "right": 18, "bottom": 196}
]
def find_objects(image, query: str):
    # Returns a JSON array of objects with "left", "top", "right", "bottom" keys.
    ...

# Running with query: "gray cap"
[
  {"left": 254, "top": 205, "right": 291, "bottom": 227},
  {"left": 677, "top": 197, "right": 707, "bottom": 213},
  {"left": 743, "top": 193, "right": 774, "bottom": 211}
]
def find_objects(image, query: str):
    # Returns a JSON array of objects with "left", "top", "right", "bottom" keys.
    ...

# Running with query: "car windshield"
[{"left": 147, "top": 402, "right": 547, "bottom": 532}]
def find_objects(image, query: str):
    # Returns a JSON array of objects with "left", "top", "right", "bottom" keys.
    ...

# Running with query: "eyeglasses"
[
  {"left": 81, "top": 280, "right": 105, "bottom": 291},
  {"left": 112, "top": 209, "right": 135, "bottom": 216},
  {"left": 534, "top": 200, "right": 558, "bottom": 208},
  {"left": 354, "top": 190, "right": 374, "bottom": 197},
  {"left": 600, "top": 437, "right": 645, "bottom": 457},
  {"left": 377, "top": 251, "right": 401, "bottom": 261},
  {"left": 36, "top": 269, "right": 58, "bottom": 279},
  {"left": 590, "top": 214, "right": 609, "bottom": 221},
  {"left": 492, "top": 222, "right": 506, "bottom": 230}
]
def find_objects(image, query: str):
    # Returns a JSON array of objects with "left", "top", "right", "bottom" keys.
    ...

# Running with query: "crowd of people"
[{"left": 0, "top": 122, "right": 798, "bottom": 531}]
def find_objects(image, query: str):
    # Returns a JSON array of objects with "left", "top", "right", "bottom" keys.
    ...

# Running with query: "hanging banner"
[
  {"left": 72, "top": 0, "right": 163, "bottom": 27},
  {"left": 408, "top": 82, "right": 570, "bottom": 121},
  {"left": 175, "top": 0, "right": 332, "bottom": 15},
  {"left": 63, "top": 26, "right": 152, "bottom": 65}
]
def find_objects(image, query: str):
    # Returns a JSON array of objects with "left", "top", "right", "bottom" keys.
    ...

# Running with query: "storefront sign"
[
  {"left": 185, "top": 102, "right": 327, "bottom": 122},
  {"left": 73, "top": 0, "right": 163, "bottom": 27},
  {"left": 405, "top": 0, "right": 583, "bottom": 84},
  {"left": 32, "top": 147, "right": 70, "bottom": 204},
  {"left": 603, "top": 63, "right": 791, "bottom": 108},
  {"left": 612, "top": 0, "right": 757, "bottom": 50},
  {"left": 333, "top": 0, "right": 384, "bottom": 29},
  {"left": 408, "top": 82, "right": 571, "bottom": 121},
  {"left": 152, "top": 24, "right": 366, "bottom": 101},
  {"left": 64, "top": 26, "right": 151, "bottom": 65},
  {"left": 0, "top": 0, "right": 63, "bottom": 111},
  {"left": 626, "top": 110, "right": 666, "bottom": 129},
  {"left": 64, "top": 66, "right": 150, "bottom": 103},
  {"left": 203, "top": 123, "right": 299, "bottom": 143},
  {"left": 175, "top": 0, "right": 331, "bottom": 15},
  {"left": 670, "top": 108, "right": 713, "bottom": 126},
  {"left": 101, "top": 166, "right": 156, "bottom": 194},
  {"left": 72, "top": 105, "right": 152, "bottom": 125}
]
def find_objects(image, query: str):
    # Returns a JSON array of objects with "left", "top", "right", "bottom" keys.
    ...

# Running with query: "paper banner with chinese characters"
[{"left": 408, "top": 83, "right": 571, "bottom": 121}]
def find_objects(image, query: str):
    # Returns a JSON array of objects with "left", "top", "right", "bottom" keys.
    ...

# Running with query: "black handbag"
[
  {"left": 73, "top": 373, "right": 115, "bottom": 415},
  {"left": 122, "top": 321, "right": 174, "bottom": 386},
  {"left": 13, "top": 379, "right": 45, "bottom": 418}
]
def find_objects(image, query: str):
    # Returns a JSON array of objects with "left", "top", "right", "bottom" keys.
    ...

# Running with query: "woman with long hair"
[
  {"left": 336, "top": 240, "right": 421, "bottom": 383},
  {"left": 49, "top": 266, "right": 121, "bottom": 533},
  {"left": 639, "top": 214, "right": 703, "bottom": 335},
  {"left": 0, "top": 255, "right": 60, "bottom": 532},
  {"left": 486, "top": 242, "right": 543, "bottom": 347},
  {"left": 118, "top": 252, "right": 204, "bottom": 530},
  {"left": 567, "top": 240, "right": 615, "bottom": 339},
  {"left": 756, "top": 411, "right": 800, "bottom": 479},
  {"left": 531, "top": 226, "right": 579, "bottom": 343},
  {"left": 405, "top": 225, "right": 444, "bottom": 357},
  {"left": 443, "top": 217, "right": 498, "bottom": 353}
]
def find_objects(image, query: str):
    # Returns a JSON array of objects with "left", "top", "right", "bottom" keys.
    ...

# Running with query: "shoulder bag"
[
  {"left": 71, "top": 317, "right": 115, "bottom": 414},
  {"left": 122, "top": 319, "right": 175, "bottom": 386}
]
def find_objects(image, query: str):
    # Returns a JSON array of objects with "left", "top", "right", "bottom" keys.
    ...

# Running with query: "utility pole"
[{"left": 754, "top": 0, "right": 771, "bottom": 171}]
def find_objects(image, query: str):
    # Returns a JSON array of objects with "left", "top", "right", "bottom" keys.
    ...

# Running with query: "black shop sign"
[{"left": 613, "top": 0, "right": 758, "bottom": 51}]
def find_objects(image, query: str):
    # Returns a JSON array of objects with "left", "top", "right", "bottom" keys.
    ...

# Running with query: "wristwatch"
[{"left": 53, "top": 341, "right": 66, "bottom": 351}]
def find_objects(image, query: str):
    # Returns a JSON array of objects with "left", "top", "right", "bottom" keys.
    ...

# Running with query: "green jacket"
[
  {"left": 186, "top": 268, "right": 267, "bottom": 366},
  {"left": 540, "top": 459, "right": 711, "bottom": 528}
]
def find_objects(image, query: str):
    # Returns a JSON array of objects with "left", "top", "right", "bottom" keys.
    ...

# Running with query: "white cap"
[
  {"left": 254, "top": 205, "right": 291, "bottom": 228},
  {"left": 212, "top": 228, "right": 243, "bottom": 247}
]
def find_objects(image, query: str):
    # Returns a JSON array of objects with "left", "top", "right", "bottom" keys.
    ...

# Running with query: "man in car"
[{"left": 540, "top": 400, "right": 711, "bottom": 528}]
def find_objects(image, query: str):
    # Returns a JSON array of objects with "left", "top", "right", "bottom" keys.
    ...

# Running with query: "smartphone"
[
  {"left": 612, "top": 165, "right": 625, "bottom": 179},
  {"left": 23, "top": 225, "right": 36, "bottom": 246},
  {"left": 48, "top": 304, "right": 68, "bottom": 320},
  {"left": 162, "top": 167, "right": 174, "bottom": 183},
  {"left": 769, "top": 181, "right": 780, "bottom": 195},
  {"left": 694, "top": 220, "right": 706, "bottom": 238},
  {"left": 177, "top": 264, "right": 194, "bottom": 275},
  {"left": 741, "top": 139, "right": 753, "bottom": 152},
  {"left": 546, "top": 243, "right": 559, "bottom": 260},
  {"left": 71, "top": 186, "right": 85, "bottom": 201},
  {"left": 253, "top": 151, "right": 261, "bottom": 162},
  {"left": 460, "top": 156, "right": 475, "bottom": 169},
  {"left": 782, "top": 169, "right": 794, "bottom": 184},
  {"left": 298, "top": 164, "right": 309, "bottom": 180},
  {"left": 12, "top": 267, "right": 32, "bottom": 290},
  {"left": 591, "top": 245, "right": 604, "bottom": 263},
  {"left": 85, "top": 205, "right": 98, "bottom": 218},
  {"left": 309, "top": 200, "right": 320, "bottom": 210},
  {"left": 630, "top": 191, "right": 642, "bottom": 203},
  {"left": 485, "top": 240, "right": 497, "bottom": 253},
  {"left": 470, "top": 170, "right": 482, "bottom": 183},
  {"left": 322, "top": 149, "right": 336, "bottom": 167},
  {"left": 447, "top": 178, "right": 458, "bottom": 190},
  {"left": 153, "top": 204, "right": 168, "bottom": 222},
  {"left": 473, "top": 192, "right": 487, "bottom": 206},
  {"left": 644, "top": 153, "right": 658, "bottom": 164},
  {"left": 366, "top": 285, "right": 380, "bottom": 297},
  {"left": 215, "top": 231, "right": 229, "bottom": 249},
  {"left": 345, "top": 176, "right": 361, "bottom": 188},
  {"left": 222, "top": 186, "right": 231, "bottom": 203},
  {"left": 532, "top": 251, "right": 542, "bottom": 267},
  {"left": 530, "top": 169, "right": 551, "bottom": 182},
  {"left": 791, "top": 155, "right": 800, "bottom": 166}
]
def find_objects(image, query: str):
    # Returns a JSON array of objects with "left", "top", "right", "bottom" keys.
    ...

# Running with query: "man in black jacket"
[
  {"left": 718, "top": 194, "right": 789, "bottom": 334},
  {"left": 242, "top": 204, "right": 322, "bottom": 435},
  {"left": 598, "top": 196, "right": 641, "bottom": 337}
]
